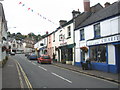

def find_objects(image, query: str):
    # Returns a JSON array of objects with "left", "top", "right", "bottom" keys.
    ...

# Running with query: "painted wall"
[
  {"left": 108, "top": 44, "right": 116, "bottom": 65},
  {"left": 47, "top": 35, "right": 53, "bottom": 58},
  {"left": 0, "top": 48, "right": 2, "bottom": 61},
  {"left": 75, "top": 30, "right": 80, "bottom": 63},
  {"left": 101, "top": 16, "right": 119, "bottom": 37}
]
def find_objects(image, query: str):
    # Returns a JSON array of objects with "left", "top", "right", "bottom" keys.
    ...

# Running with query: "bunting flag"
[
  {"left": 18, "top": 1, "right": 58, "bottom": 26},
  {"left": 28, "top": 8, "right": 30, "bottom": 10},
  {"left": 19, "top": 2, "right": 22, "bottom": 4},
  {"left": 22, "top": 4, "right": 25, "bottom": 6}
]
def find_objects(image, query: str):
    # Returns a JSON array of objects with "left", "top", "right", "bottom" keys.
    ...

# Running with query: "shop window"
[
  {"left": 80, "top": 29, "right": 85, "bottom": 41},
  {"left": 90, "top": 45, "right": 107, "bottom": 63},
  {"left": 94, "top": 23, "right": 101, "bottom": 38}
]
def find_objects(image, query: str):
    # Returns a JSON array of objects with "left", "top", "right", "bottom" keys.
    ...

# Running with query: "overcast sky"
[{"left": 1, "top": 0, "right": 118, "bottom": 35}]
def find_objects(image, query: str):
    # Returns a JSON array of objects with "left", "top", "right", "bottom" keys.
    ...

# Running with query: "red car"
[{"left": 37, "top": 55, "right": 52, "bottom": 64}]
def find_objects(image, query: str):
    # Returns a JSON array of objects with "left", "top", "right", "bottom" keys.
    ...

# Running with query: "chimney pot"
[
  {"left": 104, "top": 2, "right": 110, "bottom": 8},
  {"left": 72, "top": 10, "right": 81, "bottom": 18},
  {"left": 84, "top": 0, "right": 90, "bottom": 12},
  {"left": 59, "top": 20, "right": 67, "bottom": 26}
]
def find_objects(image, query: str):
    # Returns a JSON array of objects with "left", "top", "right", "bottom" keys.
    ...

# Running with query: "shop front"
[
  {"left": 87, "top": 34, "right": 120, "bottom": 73},
  {"left": 58, "top": 44, "right": 75, "bottom": 64}
]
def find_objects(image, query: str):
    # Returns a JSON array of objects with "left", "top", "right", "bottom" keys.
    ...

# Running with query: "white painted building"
[
  {"left": 34, "top": 36, "right": 47, "bottom": 56},
  {"left": 75, "top": 1, "right": 120, "bottom": 73},
  {"left": 0, "top": 3, "right": 8, "bottom": 63},
  {"left": 54, "top": 20, "right": 75, "bottom": 64}
]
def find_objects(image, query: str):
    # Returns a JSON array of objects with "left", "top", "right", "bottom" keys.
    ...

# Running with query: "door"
[{"left": 115, "top": 45, "right": 120, "bottom": 73}]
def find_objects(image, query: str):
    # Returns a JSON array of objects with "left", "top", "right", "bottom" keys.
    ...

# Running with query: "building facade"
[
  {"left": 0, "top": 3, "right": 8, "bottom": 64},
  {"left": 34, "top": 35, "right": 48, "bottom": 57},
  {"left": 75, "top": 1, "right": 120, "bottom": 73}
]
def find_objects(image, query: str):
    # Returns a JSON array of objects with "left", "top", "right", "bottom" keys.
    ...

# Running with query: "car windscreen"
[{"left": 42, "top": 56, "right": 50, "bottom": 59}]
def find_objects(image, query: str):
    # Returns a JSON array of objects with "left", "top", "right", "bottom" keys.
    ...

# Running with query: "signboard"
[{"left": 87, "top": 34, "right": 120, "bottom": 46}]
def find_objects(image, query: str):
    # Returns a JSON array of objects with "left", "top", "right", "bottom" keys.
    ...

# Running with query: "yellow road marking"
[
  {"left": 13, "top": 59, "right": 33, "bottom": 89},
  {"left": 16, "top": 63, "right": 24, "bottom": 88}
]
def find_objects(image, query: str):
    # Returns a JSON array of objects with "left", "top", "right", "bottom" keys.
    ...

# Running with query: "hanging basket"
[{"left": 80, "top": 46, "right": 88, "bottom": 53}]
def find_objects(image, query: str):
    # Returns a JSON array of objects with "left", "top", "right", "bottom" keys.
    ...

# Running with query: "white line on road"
[
  {"left": 38, "top": 66, "right": 47, "bottom": 71},
  {"left": 32, "top": 62, "right": 36, "bottom": 65},
  {"left": 28, "top": 60, "right": 31, "bottom": 63},
  {"left": 51, "top": 72, "right": 72, "bottom": 84}
]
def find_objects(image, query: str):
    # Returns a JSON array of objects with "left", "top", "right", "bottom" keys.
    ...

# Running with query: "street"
[{"left": 5, "top": 54, "right": 118, "bottom": 88}]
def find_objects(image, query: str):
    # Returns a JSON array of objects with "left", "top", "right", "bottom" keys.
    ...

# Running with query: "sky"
[{"left": 1, "top": 0, "right": 118, "bottom": 35}]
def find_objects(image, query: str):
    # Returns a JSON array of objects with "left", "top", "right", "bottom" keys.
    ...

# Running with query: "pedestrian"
[{"left": 86, "top": 58, "right": 92, "bottom": 70}]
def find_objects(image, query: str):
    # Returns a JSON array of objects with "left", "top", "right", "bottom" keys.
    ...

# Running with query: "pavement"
[
  {"left": 1, "top": 56, "right": 29, "bottom": 89},
  {"left": 2, "top": 56, "right": 21, "bottom": 89},
  {"left": 53, "top": 62, "right": 120, "bottom": 84},
  {"left": 1, "top": 57, "right": 120, "bottom": 89}
]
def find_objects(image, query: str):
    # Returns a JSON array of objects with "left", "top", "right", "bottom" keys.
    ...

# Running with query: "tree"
[{"left": 7, "top": 31, "right": 11, "bottom": 37}]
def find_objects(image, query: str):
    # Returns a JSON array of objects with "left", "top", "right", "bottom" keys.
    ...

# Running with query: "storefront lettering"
[
  {"left": 60, "top": 42, "right": 67, "bottom": 46},
  {"left": 87, "top": 35, "right": 120, "bottom": 46}
]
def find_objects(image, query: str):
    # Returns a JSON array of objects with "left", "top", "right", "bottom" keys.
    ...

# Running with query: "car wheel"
[{"left": 37, "top": 61, "right": 39, "bottom": 63}]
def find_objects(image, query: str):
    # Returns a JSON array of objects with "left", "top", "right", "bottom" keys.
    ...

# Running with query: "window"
[
  {"left": 90, "top": 45, "right": 106, "bottom": 63},
  {"left": 67, "top": 26, "right": 71, "bottom": 38},
  {"left": 53, "top": 33, "right": 55, "bottom": 42},
  {"left": 13, "top": 44, "right": 16, "bottom": 47},
  {"left": 94, "top": 23, "right": 101, "bottom": 38},
  {"left": 80, "top": 29, "right": 85, "bottom": 40},
  {"left": 49, "top": 36, "right": 51, "bottom": 44}
]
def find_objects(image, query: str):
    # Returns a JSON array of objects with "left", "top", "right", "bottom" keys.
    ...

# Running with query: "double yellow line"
[{"left": 14, "top": 59, "right": 33, "bottom": 89}]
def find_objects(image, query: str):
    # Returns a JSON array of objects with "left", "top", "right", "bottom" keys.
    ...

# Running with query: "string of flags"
[{"left": 18, "top": 1, "right": 58, "bottom": 26}]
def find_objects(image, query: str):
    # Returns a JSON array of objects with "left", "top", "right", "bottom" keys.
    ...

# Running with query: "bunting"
[{"left": 18, "top": 1, "right": 57, "bottom": 25}]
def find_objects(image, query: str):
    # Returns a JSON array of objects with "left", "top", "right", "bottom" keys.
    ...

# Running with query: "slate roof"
[
  {"left": 0, "top": 3, "right": 8, "bottom": 31},
  {"left": 0, "top": 3, "right": 5, "bottom": 21},
  {"left": 75, "top": 1, "right": 120, "bottom": 30}
]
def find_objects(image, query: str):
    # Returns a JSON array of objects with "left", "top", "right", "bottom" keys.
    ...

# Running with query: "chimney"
[
  {"left": 46, "top": 31, "right": 48, "bottom": 34},
  {"left": 59, "top": 20, "right": 67, "bottom": 26},
  {"left": 104, "top": 2, "right": 110, "bottom": 8},
  {"left": 72, "top": 9, "right": 81, "bottom": 18},
  {"left": 83, "top": 0, "right": 90, "bottom": 12}
]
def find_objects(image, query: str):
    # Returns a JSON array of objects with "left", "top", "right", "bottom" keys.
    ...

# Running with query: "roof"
[
  {"left": 0, "top": 3, "right": 8, "bottom": 31},
  {"left": 75, "top": 1, "right": 120, "bottom": 30},
  {"left": 57, "top": 19, "right": 73, "bottom": 30},
  {"left": 0, "top": 3, "right": 5, "bottom": 21}
]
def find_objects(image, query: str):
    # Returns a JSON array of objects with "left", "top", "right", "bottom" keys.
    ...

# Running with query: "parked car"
[
  {"left": 27, "top": 53, "right": 37, "bottom": 60},
  {"left": 37, "top": 55, "right": 52, "bottom": 64},
  {"left": 25, "top": 52, "right": 30, "bottom": 56},
  {"left": 10, "top": 52, "right": 15, "bottom": 55}
]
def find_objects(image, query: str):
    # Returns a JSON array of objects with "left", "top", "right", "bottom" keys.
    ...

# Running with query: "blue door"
[{"left": 115, "top": 45, "right": 120, "bottom": 73}]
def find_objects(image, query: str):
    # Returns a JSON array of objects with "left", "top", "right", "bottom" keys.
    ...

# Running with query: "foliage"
[{"left": 8, "top": 32, "right": 42, "bottom": 42}]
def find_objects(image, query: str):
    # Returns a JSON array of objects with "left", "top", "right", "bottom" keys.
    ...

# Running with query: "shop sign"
[
  {"left": 60, "top": 42, "right": 67, "bottom": 46},
  {"left": 87, "top": 35, "right": 120, "bottom": 46}
]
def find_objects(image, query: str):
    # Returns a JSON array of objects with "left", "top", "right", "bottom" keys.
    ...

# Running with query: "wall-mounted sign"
[{"left": 87, "top": 34, "right": 120, "bottom": 46}]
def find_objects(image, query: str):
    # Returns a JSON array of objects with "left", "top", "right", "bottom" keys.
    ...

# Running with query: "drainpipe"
[{"left": 73, "top": 19, "right": 76, "bottom": 65}]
